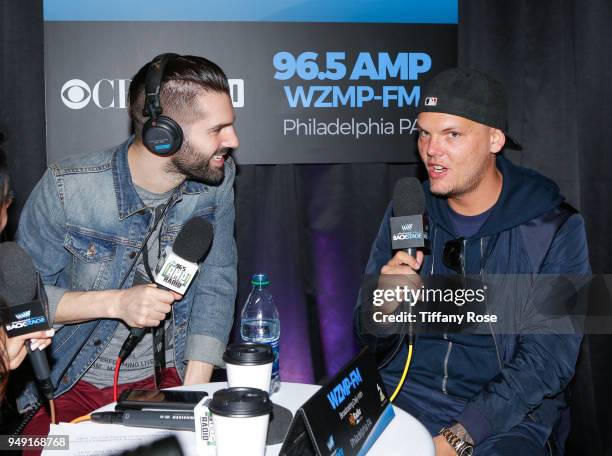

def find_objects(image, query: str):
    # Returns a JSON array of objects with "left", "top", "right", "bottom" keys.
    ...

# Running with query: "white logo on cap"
[{"left": 425, "top": 97, "right": 438, "bottom": 106}]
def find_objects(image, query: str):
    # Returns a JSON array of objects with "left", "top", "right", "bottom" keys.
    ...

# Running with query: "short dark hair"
[{"left": 128, "top": 55, "right": 231, "bottom": 141}]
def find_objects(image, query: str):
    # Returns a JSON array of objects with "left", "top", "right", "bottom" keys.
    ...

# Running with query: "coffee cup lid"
[
  {"left": 209, "top": 387, "right": 273, "bottom": 418},
  {"left": 223, "top": 342, "right": 274, "bottom": 366}
]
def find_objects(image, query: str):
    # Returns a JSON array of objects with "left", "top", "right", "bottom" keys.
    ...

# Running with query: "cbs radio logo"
[{"left": 60, "top": 78, "right": 245, "bottom": 110}]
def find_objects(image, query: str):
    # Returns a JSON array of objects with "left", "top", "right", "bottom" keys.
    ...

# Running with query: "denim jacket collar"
[{"left": 112, "top": 136, "right": 209, "bottom": 220}]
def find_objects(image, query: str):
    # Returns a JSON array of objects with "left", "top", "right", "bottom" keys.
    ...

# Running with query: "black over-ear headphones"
[{"left": 142, "top": 53, "right": 184, "bottom": 156}]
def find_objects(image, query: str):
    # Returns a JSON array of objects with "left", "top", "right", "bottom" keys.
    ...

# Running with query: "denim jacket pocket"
[{"left": 64, "top": 227, "right": 118, "bottom": 291}]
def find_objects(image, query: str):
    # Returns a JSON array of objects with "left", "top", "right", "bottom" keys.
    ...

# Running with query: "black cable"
[
  {"left": 117, "top": 193, "right": 176, "bottom": 290},
  {"left": 116, "top": 194, "right": 176, "bottom": 362},
  {"left": 12, "top": 402, "right": 41, "bottom": 435}
]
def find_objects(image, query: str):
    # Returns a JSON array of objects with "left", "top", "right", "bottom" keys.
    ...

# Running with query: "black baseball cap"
[{"left": 417, "top": 68, "right": 521, "bottom": 149}]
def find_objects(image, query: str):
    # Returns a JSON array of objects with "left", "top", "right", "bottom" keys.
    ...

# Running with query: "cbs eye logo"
[
  {"left": 61, "top": 79, "right": 92, "bottom": 109},
  {"left": 60, "top": 78, "right": 130, "bottom": 110}
]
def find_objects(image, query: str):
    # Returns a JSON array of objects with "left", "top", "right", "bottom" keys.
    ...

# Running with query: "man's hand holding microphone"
[{"left": 111, "top": 284, "right": 182, "bottom": 329}]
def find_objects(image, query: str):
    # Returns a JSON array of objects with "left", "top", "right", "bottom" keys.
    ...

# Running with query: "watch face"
[{"left": 460, "top": 447, "right": 474, "bottom": 456}]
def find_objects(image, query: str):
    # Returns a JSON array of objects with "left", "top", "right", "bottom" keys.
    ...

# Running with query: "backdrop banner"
[{"left": 43, "top": 0, "right": 457, "bottom": 164}]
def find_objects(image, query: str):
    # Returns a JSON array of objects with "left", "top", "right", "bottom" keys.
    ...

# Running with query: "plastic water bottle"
[{"left": 240, "top": 273, "right": 281, "bottom": 393}]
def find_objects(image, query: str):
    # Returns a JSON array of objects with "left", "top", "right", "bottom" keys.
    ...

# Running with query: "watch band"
[{"left": 439, "top": 427, "right": 474, "bottom": 455}]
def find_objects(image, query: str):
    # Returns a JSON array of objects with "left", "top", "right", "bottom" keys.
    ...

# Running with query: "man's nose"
[
  {"left": 424, "top": 136, "right": 443, "bottom": 157},
  {"left": 223, "top": 127, "right": 239, "bottom": 150}
]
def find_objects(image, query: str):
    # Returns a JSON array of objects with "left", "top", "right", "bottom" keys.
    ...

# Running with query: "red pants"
[{"left": 22, "top": 368, "right": 181, "bottom": 455}]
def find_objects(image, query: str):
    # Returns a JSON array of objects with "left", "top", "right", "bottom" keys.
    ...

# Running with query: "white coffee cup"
[
  {"left": 224, "top": 343, "right": 274, "bottom": 393},
  {"left": 208, "top": 387, "right": 273, "bottom": 456}
]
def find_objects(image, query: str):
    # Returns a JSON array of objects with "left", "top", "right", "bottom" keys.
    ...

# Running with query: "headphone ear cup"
[{"left": 142, "top": 115, "right": 183, "bottom": 156}]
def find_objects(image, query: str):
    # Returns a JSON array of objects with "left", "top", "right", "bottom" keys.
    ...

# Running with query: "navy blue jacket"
[{"left": 356, "top": 155, "right": 590, "bottom": 446}]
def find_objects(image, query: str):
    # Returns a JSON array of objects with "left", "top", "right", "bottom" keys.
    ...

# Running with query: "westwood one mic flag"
[{"left": 44, "top": 0, "right": 457, "bottom": 164}]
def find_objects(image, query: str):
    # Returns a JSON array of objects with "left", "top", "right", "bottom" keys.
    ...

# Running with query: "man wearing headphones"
[{"left": 16, "top": 54, "right": 239, "bottom": 435}]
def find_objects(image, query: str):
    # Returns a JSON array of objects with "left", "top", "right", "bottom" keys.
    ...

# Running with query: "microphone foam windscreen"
[
  {"left": 0, "top": 242, "right": 38, "bottom": 306},
  {"left": 392, "top": 177, "right": 425, "bottom": 216},
  {"left": 172, "top": 217, "right": 214, "bottom": 263}
]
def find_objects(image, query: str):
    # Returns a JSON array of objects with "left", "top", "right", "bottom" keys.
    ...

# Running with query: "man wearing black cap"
[{"left": 356, "top": 68, "right": 590, "bottom": 454}]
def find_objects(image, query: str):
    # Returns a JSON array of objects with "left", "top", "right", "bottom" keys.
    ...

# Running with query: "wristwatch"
[{"left": 439, "top": 427, "right": 474, "bottom": 456}]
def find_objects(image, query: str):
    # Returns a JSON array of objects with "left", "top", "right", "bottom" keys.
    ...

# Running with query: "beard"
[
  {"left": 167, "top": 140, "right": 232, "bottom": 186},
  {"left": 430, "top": 155, "right": 490, "bottom": 199}
]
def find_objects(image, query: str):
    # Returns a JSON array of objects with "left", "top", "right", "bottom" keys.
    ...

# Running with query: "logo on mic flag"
[
  {"left": 390, "top": 215, "right": 427, "bottom": 250},
  {"left": 155, "top": 252, "right": 199, "bottom": 295},
  {"left": 15, "top": 310, "right": 31, "bottom": 320}
]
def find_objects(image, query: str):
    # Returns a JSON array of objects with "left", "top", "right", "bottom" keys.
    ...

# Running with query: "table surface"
[{"left": 77, "top": 382, "right": 435, "bottom": 455}]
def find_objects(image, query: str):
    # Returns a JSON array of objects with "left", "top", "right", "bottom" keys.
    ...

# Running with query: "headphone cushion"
[{"left": 142, "top": 115, "right": 183, "bottom": 156}]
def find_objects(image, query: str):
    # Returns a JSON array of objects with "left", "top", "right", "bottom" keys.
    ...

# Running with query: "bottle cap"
[{"left": 251, "top": 273, "right": 270, "bottom": 286}]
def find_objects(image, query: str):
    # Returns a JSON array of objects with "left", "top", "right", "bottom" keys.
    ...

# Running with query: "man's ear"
[{"left": 490, "top": 128, "right": 506, "bottom": 154}]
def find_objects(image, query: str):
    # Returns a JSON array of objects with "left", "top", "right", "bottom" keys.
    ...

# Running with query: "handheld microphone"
[
  {"left": 119, "top": 218, "right": 214, "bottom": 361},
  {"left": 389, "top": 178, "right": 427, "bottom": 351},
  {"left": 390, "top": 177, "right": 428, "bottom": 257},
  {"left": 0, "top": 242, "right": 54, "bottom": 400},
  {"left": 153, "top": 217, "right": 214, "bottom": 295}
]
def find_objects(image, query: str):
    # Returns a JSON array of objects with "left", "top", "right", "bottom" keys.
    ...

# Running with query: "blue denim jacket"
[{"left": 16, "top": 138, "right": 237, "bottom": 412}]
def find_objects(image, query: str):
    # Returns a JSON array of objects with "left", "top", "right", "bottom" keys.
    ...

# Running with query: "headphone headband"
[
  {"left": 141, "top": 53, "right": 184, "bottom": 156},
  {"left": 143, "top": 53, "right": 180, "bottom": 118}
]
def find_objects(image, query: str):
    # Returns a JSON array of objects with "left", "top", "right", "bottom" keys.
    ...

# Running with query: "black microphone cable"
[
  {"left": 25, "top": 341, "right": 56, "bottom": 423},
  {"left": 118, "top": 214, "right": 214, "bottom": 365},
  {"left": 113, "top": 194, "right": 176, "bottom": 402},
  {"left": 114, "top": 201, "right": 214, "bottom": 402}
]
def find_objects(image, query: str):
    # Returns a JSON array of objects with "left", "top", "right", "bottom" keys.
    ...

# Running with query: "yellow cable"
[
  {"left": 390, "top": 344, "right": 413, "bottom": 402},
  {"left": 70, "top": 414, "right": 91, "bottom": 424}
]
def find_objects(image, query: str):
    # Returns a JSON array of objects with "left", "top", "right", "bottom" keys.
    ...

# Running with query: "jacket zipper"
[
  {"left": 430, "top": 228, "right": 437, "bottom": 274},
  {"left": 462, "top": 239, "right": 467, "bottom": 274},
  {"left": 439, "top": 235, "right": 467, "bottom": 394},
  {"left": 480, "top": 237, "right": 503, "bottom": 371},
  {"left": 441, "top": 239, "right": 466, "bottom": 394},
  {"left": 442, "top": 338, "right": 453, "bottom": 394},
  {"left": 437, "top": 232, "right": 504, "bottom": 394},
  {"left": 431, "top": 225, "right": 453, "bottom": 394}
]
